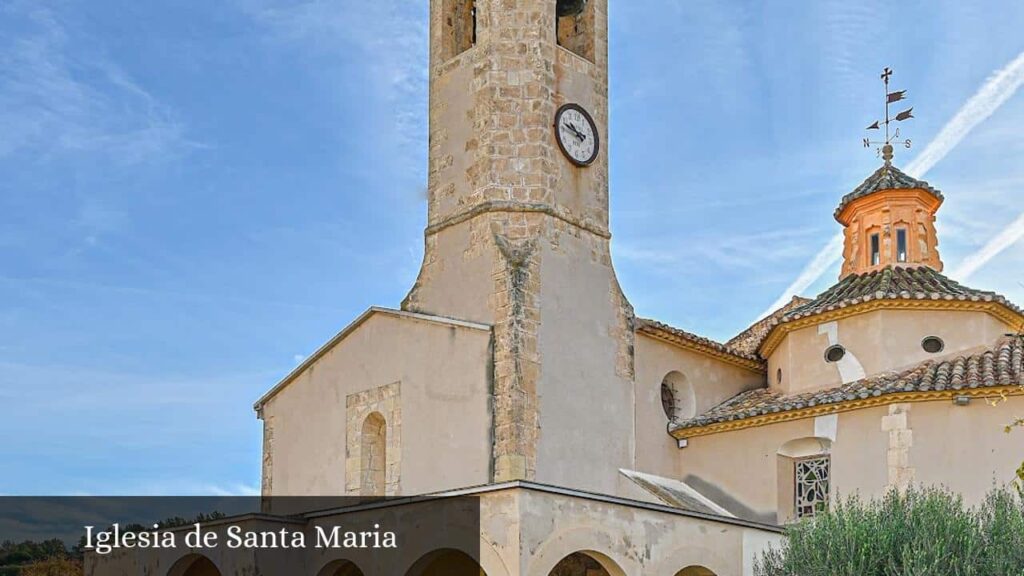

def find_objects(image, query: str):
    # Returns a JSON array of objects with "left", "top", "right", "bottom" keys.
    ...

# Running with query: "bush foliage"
[
  {"left": 20, "top": 558, "right": 83, "bottom": 576},
  {"left": 757, "top": 486, "right": 1024, "bottom": 576}
]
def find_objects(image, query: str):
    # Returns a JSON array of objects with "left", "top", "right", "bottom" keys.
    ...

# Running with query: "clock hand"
[{"left": 565, "top": 122, "right": 587, "bottom": 142}]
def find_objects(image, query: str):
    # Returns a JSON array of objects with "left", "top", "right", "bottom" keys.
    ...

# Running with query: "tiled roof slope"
[
  {"left": 619, "top": 469, "right": 729, "bottom": 517},
  {"left": 834, "top": 163, "right": 943, "bottom": 220},
  {"left": 671, "top": 334, "right": 1024, "bottom": 433},
  {"left": 636, "top": 318, "right": 763, "bottom": 367},
  {"left": 779, "top": 266, "right": 1023, "bottom": 324},
  {"left": 727, "top": 296, "right": 811, "bottom": 357}
]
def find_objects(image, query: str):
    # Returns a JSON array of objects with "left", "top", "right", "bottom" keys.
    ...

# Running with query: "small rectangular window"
[
  {"left": 795, "top": 456, "right": 830, "bottom": 519},
  {"left": 896, "top": 229, "right": 908, "bottom": 263},
  {"left": 870, "top": 234, "right": 881, "bottom": 266}
]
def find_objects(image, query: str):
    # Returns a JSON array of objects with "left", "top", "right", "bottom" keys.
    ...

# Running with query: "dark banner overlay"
[{"left": 0, "top": 496, "right": 482, "bottom": 576}]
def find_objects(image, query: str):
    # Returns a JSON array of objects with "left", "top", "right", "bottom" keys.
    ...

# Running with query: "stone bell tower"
[{"left": 403, "top": 0, "right": 636, "bottom": 494}]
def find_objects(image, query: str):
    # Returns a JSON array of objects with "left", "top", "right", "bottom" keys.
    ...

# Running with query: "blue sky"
[{"left": 1, "top": 0, "right": 1022, "bottom": 495}]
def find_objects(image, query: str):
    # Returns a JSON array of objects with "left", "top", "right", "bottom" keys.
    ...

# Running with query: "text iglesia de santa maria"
[{"left": 91, "top": 1, "right": 1024, "bottom": 575}]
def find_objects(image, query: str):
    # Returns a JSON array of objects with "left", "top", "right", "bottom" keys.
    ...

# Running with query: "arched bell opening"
[{"left": 556, "top": 0, "right": 594, "bottom": 62}]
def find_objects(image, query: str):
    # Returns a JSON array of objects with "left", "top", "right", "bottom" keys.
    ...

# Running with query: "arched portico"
[
  {"left": 674, "top": 566, "right": 717, "bottom": 576},
  {"left": 547, "top": 551, "right": 625, "bottom": 576},
  {"left": 404, "top": 548, "right": 487, "bottom": 576},
  {"left": 167, "top": 554, "right": 221, "bottom": 576},
  {"left": 649, "top": 543, "right": 731, "bottom": 576},
  {"left": 527, "top": 526, "right": 635, "bottom": 576},
  {"left": 317, "top": 559, "right": 366, "bottom": 576}
]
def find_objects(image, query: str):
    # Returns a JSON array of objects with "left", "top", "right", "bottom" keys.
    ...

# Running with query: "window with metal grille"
[
  {"left": 660, "top": 380, "right": 676, "bottom": 419},
  {"left": 795, "top": 456, "right": 830, "bottom": 519}
]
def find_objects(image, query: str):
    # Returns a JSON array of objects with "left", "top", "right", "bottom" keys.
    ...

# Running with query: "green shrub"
[{"left": 756, "top": 486, "right": 1024, "bottom": 576}]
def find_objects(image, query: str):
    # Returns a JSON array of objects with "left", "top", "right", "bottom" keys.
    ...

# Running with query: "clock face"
[{"left": 554, "top": 103, "right": 599, "bottom": 166}]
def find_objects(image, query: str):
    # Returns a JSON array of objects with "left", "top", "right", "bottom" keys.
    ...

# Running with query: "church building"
[{"left": 134, "top": 1, "right": 1024, "bottom": 575}]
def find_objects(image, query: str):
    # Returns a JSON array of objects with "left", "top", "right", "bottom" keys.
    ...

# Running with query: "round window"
[
  {"left": 922, "top": 336, "right": 945, "bottom": 354},
  {"left": 824, "top": 345, "right": 846, "bottom": 363}
]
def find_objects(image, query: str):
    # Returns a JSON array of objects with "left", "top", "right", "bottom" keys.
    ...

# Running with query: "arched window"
[
  {"left": 778, "top": 437, "right": 832, "bottom": 522},
  {"left": 661, "top": 371, "right": 695, "bottom": 420},
  {"left": 360, "top": 412, "right": 387, "bottom": 496}
]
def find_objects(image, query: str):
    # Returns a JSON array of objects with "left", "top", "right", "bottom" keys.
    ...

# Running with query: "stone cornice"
[
  {"left": 637, "top": 324, "right": 766, "bottom": 374},
  {"left": 425, "top": 200, "right": 612, "bottom": 239},
  {"left": 759, "top": 299, "right": 1024, "bottom": 358},
  {"left": 671, "top": 386, "right": 1024, "bottom": 440}
]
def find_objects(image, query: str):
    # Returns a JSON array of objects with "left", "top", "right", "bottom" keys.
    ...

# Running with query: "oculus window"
[
  {"left": 824, "top": 345, "right": 846, "bottom": 363},
  {"left": 922, "top": 336, "right": 945, "bottom": 354}
]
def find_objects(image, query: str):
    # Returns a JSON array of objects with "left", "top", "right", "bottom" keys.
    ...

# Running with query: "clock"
[{"left": 554, "top": 103, "right": 599, "bottom": 166}]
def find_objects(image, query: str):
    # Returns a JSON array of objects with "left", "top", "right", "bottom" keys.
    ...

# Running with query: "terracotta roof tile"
[
  {"left": 779, "top": 266, "right": 1023, "bottom": 323},
  {"left": 734, "top": 267, "right": 1021, "bottom": 357},
  {"left": 834, "top": 163, "right": 943, "bottom": 220},
  {"left": 726, "top": 296, "right": 811, "bottom": 357},
  {"left": 636, "top": 318, "right": 763, "bottom": 365},
  {"left": 671, "top": 335, "right": 1024, "bottom": 433}
]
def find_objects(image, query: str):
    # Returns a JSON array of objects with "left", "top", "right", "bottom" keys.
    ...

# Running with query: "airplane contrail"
[
  {"left": 759, "top": 233, "right": 844, "bottom": 319},
  {"left": 952, "top": 211, "right": 1024, "bottom": 281},
  {"left": 758, "top": 50, "right": 1024, "bottom": 320},
  {"left": 904, "top": 50, "right": 1024, "bottom": 178}
]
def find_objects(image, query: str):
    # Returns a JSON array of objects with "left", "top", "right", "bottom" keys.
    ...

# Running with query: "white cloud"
[
  {"left": 0, "top": 3, "right": 201, "bottom": 164},
  {"left": 240, "top": 0, "right": 428, "bottom": 161},
  {"left": 758, "top": 233, "right": 843, "bottom": 319},
  {"left": 203, "top": 483, "right": 261, "bottom": 497}
]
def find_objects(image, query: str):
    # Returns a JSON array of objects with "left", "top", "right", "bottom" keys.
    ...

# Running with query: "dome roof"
[{"left": 834, "top": 163, "right": 943, "bottom": 221}]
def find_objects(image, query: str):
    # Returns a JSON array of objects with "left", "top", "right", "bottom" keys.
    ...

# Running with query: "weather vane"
[{"left": 863, "top": 67, "right": 914, "bottom": 165}]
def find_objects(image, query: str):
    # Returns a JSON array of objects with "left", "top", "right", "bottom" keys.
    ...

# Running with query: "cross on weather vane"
[{"left": 863, "top": 67, "right": 914, "bottom": 165}]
